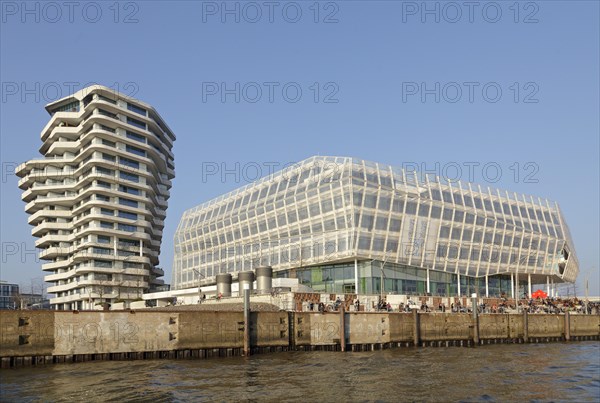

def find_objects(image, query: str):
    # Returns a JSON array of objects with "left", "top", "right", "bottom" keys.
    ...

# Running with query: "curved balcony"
[
  {"left": 48, "top": 294, "right": 86, "bottom": 306},
  {"left": 35, "top": 234, "right": 70, "bottom": 248},
  {"left": 41, "top": 111, "right": 84, "bottom": 142},
  {"left": 151, "top": 267, "right": 164, "bottom": 277},
  {"left": 45, "top": 270, "right": 76, "bottom": 282},
  {"left": 47, "top": 281, "right": 81, "bottom": 294},
  {"left": 39, "top": 245, "right": 73, "bottom": 260},
  {"left": 42, "top": 260, "right": 71, "bottom": 272},
  {"left": 41, "top": 126, "right": 82, "bottom": 153}
]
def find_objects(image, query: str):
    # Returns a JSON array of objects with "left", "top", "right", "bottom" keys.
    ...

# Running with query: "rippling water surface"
[{"left": 1, "top": 342, "right": 598, "bottom": 402}]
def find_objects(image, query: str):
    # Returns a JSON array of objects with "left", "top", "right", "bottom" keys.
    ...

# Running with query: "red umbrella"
[{"left": 531, "top": 289, "right": 548, "bottom": 299}]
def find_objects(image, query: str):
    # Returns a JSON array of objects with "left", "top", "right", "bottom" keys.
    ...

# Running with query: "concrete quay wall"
[{"left": 1, "top": 310, "right": 598, "bottom": 367}]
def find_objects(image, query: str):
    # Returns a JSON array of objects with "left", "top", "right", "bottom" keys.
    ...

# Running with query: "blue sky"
[{"left": 1, "top": 0, "right": 598, "bottom": 295}]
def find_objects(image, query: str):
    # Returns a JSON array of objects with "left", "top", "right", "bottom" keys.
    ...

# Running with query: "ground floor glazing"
[{"left": 275, "top": 260, "right": 559, "bottom": 298}]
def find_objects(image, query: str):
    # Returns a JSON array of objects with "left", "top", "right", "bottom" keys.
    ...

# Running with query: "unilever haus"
[{"left": 173, "top": 157, "right": 578, "bottom": 298}]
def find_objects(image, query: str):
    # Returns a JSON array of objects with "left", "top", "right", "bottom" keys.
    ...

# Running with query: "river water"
[{"left": 1, "top": 342, "right": 598, "bottom": 402}]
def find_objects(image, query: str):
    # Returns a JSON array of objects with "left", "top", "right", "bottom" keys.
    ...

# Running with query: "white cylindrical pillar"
[
  {"left": 485, "top": 275, "right": 489, "bottom": 298},
  {"left": 510, "top": 273, "right": 515, "bottom": 299},
  {"left": 354, "top": 259, "right": 359, "bottom": 295}
]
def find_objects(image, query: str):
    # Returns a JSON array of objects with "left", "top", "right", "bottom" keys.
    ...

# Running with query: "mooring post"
[
  {"left": 523, "top": 309, "right": 528, "bottom": 343},
  {"left": 288, "top": 311, "right": 296, "bottom": 350},
  {"left": 413, "top": 309, "right": 420, "bottom": 347},
  {"left": 340, "top": 306, "right": 346, "bottom": 352},
  {"left": 243, "top": 285, "right": 250, "bottom": 356},
  {"left": 564, "top": 311, "right": 570, "bottom": 341},
  {"left": 471, "top": 293, "right": 479, "bottom": 345}
]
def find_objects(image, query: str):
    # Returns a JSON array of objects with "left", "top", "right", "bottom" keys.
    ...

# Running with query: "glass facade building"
[{"left": 173, "top": 157, "right": 578, "bottom": 297}]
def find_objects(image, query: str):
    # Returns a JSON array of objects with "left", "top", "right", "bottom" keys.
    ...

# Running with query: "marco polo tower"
[{"left": 16, "top": 86, "right": 176, "bottom": 310}]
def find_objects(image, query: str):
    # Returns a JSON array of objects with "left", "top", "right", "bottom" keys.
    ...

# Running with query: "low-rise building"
[
  {"left": 0, "top": 281, "right": 19, "bottom": 309},
  {"left": 171, "top": 156, "right": 578, "bottom": 299}
]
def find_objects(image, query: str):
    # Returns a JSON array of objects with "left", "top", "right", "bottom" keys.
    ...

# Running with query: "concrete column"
[
  {"left": 551, "top": 277, "right": 554, "bottom": 297},
  {"left": 139, "top": 240, "right": 143, "bottom": 257},
  {"left": 546, "top": 276, "right": 550, "bottom": 295},
  {"left": 510, "top": 273, "right": 515, "bottom": 299},
  {"left": 485, "top": 275, "right": 489, "bottom": 298},
  {"left": 354, "top": 259, "right": 359, "bottom": 295},
  {"left": 426, "top": 268, "right": 430, "bottom": 294},
  {"left": 515, "top": 272, "right": 519, "bottom": 299},
  {"left": 457, "top": 273, "right": 461, "bottom": 297},
  {"left": 528, "top": 274, "right": 532, "bottom": 298}
]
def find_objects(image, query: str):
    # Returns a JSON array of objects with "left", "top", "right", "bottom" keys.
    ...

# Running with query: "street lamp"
[{"left": 367, "top": 249, "right": 394, "bottom": 301}]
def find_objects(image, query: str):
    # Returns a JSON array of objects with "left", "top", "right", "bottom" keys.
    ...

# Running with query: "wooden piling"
[
  {"left": 340, "top": 306, "right": 346, "bottom": 352},
  {"left": 523, "top": 310, "right": 528, "bottom": 343},
  {"left": 413, "top": 309, "right": 420, "bottom": 347}
]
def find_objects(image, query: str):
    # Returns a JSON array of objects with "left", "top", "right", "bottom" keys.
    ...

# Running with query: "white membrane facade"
[
  {"left": 17, "top": 86, "right": 175, "bottom": 310},
  {"left": 173, "top": 157, "right": 578, "bottom": 298}
]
